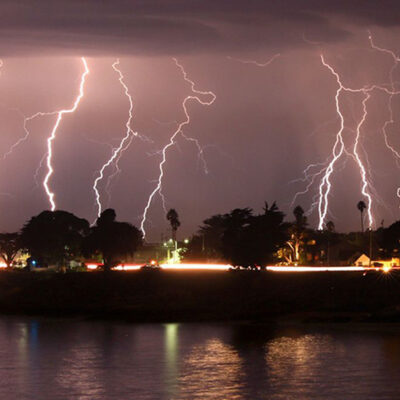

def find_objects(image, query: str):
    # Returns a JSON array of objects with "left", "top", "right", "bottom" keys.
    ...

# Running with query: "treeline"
[
  {"left": 184, "top": 203, "right": 400, "bottom": 267},
  {"left": 0, "top": 209, "right": 142, "bottom": 271},
  {"left": 1, "top": 201, "right": 400, "bottom": 270}
]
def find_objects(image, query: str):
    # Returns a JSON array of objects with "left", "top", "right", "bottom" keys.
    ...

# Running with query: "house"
[{"left": 355, "top": 253, "right": 400, "bottom": 267}]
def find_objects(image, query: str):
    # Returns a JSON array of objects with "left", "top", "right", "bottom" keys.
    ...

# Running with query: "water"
[{"left": 0, "top": 317, "right": 400, "bottom": 399}]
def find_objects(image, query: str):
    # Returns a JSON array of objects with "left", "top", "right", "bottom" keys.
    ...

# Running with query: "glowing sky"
[{"left": 1, "top": 1, "right": 400, "bottom": 240}]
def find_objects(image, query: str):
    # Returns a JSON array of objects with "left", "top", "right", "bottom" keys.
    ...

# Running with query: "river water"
[{"left": 1, "top": 317, "right": 400, "bottom": 399}]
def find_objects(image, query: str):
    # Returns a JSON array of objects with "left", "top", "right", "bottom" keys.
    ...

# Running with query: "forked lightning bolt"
[
  {"left": 368, "top": 32, "right": 400, "bottom": 205},
  {"left": 140, "top": 58, "right": 216, "bottom": 237},
  {"left": 43, "top": 57, "right": 89, "bottom": 211},
  {"left": 352, "top": 92, "right": 373, "bottom": 228},
  {"left": 3, "top": 110, "right": 53, "bottom": 160},
  {"left": 316, "top": 55, "right": 348, "bottom": 230},
  {"left": 294, "top": 35, "right": 400, "bottom": 230},
  {"left": 227, "top": 53, "right": 281, "bottom": 67},
  {"left": 317, "top": 55, "right": 399, "bottom": 230},
  {"left": 92, "top": 59, "right": 139, "bottom": 220}
]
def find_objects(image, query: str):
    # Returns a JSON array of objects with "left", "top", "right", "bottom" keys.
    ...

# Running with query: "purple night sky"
[{"left": 1, "top": 1, "right": 400, "bottom": 240}]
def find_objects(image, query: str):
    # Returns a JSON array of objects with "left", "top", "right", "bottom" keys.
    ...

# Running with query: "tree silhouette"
[
  {"left": 166, "top": 209, "right": 180, "bottom": 242},
  {"left": 285, "top": 205, "right": 308, "bottom": 264},
  {"left": 357, "top": 200, "right": 367, "bottom": 233},
  {"left": 221, "top": 208, "right": 252, "bottom": 266},
  {"left": 193, "top": 203, "right": 287, "bottom": 267},
  {"left": 326, "top": 220, "right": 335, "bottom": 232},
  {"left": 0, "top": 233, "right": 22, "bottom": 268},
  {"left": 82, "top": 208, "right": 142, "bottom": 271},
  {"left": 21, "top": 210, "right": 89, "bottom": 268}
]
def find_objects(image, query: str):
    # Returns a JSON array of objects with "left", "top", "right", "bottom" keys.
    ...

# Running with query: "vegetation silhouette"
[
  {"left": 0, "top": 199, "right": 399, "bottom": 271},
  {"left": 82, "top": 208, "right": 142, "bottom": 271},
  {"left": 166, "top": 209, "right": 180, "bottom": 242},
  {"left": 283, "top": 205, "right": 308, "bottom": 264},
  {"left": 21, "top": 210, "right": 89, "bottom": 269},
  {"left": 357, "top": 200, "right": 367, "bottom": 233},
  {"left": 184, "top": 202, "right": 287, "bottom": 268},
  {"left": 0, "top": 232, "right": 22, "bottom": 268}
]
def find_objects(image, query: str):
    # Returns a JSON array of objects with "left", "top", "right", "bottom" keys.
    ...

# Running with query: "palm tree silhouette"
[
  {"left": 357, "top": 201, "right": 366, "bottom": 233},
  {"left": 166, "top": 209, "right": 180, "bottom": 242}
]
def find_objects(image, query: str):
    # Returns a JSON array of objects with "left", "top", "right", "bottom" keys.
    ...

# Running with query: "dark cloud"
[{"left": 3, "top": 0, "right": 398, "bottom": 56}]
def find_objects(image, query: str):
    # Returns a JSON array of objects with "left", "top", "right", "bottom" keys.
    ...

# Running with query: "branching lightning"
[
  {"left": 227, "top": 54, "right": 281, "bottom": 67},
  {"left": 92, "top": 59, "right": 140, "bottom": 220},
  {"left": 140, "top": 58, "right": 216, "bottom": 237},
  {"left": 368, "top": 32, "right": 400, "bottom": 206},
  {"left": 23, "top": 57, "right": 89, "bottom": 211},
  {"left": 3, "top": 110, "right": 50, "bottom": 160},
  {"left": 42, "top": 58, "right": 89, "bottom": 211},
  {"left": 294, "top": 33, "right": 400, "bottom": 230},
  {"left": 0, "top": 59, "right": 89, "bottom": 208}
]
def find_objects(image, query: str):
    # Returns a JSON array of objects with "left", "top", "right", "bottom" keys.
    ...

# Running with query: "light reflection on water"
[{"left": 0, "top": 318, "right": 400, "bottom": 399}]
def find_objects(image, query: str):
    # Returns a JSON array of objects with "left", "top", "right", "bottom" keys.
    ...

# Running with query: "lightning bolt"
[
  {"left": 3, "top": 110, "right": 49, "bottom": 160},
  {"left": 368, "top": 32, "right": 400, "bottom": 206},
  {"left": 92, "top": 59, "right": 140, "bottom": 220},
  {"left": 140, "top": 58, "right": 216, "bottom": 237},
  {"left": 227, "top": 53, "right": 281, "bottom": 67},
  {"left": 42, "top": 57, "right": 89, "bottom": 211},
  {"left": 316, "top": 55, "right": 358, "bottom": 229},
  {"left": 317, "top": 55, "right": 386, "bottom": 230},
  {"left": 294, "top": 37, "right": 400, "bottom": 230},
  {"left": 352, "top": 92, "right": 373, "bottom": 228}
]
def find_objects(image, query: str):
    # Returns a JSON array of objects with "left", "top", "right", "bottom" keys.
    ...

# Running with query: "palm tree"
[
  {"left": 357, "top": 200, "right": 366, "bottom": 233},
  {"left": 166, "top": 209, "right": 181, "bottom": 242}
]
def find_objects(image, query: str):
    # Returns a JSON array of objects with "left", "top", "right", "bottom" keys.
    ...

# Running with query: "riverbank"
[{"left": 0, "top": 270, "right": 399, "bottom": 322}]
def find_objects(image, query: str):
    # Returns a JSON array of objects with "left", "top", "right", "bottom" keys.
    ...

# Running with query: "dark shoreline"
[{"left": 0, "top": 270, "right": 400, "bottom": 323}]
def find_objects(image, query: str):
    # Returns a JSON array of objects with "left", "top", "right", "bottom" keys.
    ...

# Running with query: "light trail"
[
  {"left": 86, "top": 262, "right": 231, "bottom": 271},
  {"left": 140, "top": 58, "right": 216, "bottom": 237},
  {"left": 86, "top": 262, "right": 396, "bottom": 273},
  {"left": 160, "top": 263, "right": 231, "bottom": 271},
  {"left": 43, "top": 57, "right": 89, "bottom": 210},
  {"left": 92, "top": 59, "right": 139, "bottom": 220},
  {"left": 266, "top": 266, "right": 373, "bottom": 272}
]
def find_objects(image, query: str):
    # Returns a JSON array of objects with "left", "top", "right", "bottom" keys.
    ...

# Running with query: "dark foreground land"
[{"left": 0, "top": 270, "right": 400, "bottom": 323}]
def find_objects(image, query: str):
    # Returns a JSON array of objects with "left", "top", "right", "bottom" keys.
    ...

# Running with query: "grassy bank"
[{"left": 0, "top": 270, "right": 399, "bottom": 322}]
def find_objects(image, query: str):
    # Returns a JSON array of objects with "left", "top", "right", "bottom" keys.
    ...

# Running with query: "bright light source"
[
  {"left": 160, "top": 263, "right": 231, "bottom": 271},
  {"left": 266, "top": 266, "right": 367, "bottom": 272}
]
